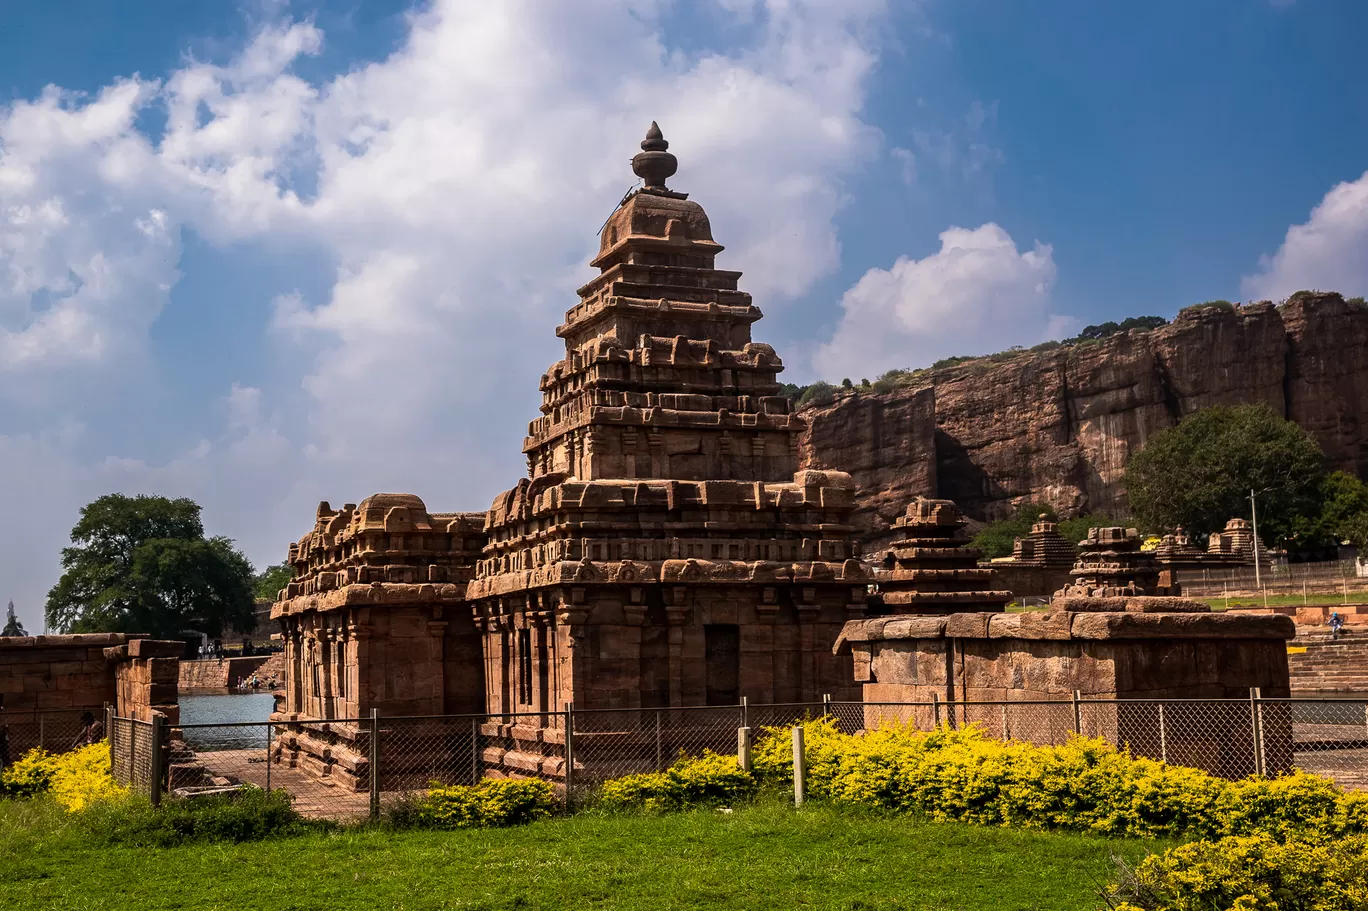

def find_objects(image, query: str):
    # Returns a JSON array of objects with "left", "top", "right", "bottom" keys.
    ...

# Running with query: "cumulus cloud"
[
  {"left": 0, "top": 0, "right": 894, "bottom": 631},
  {"left": 1242, "top": 170, "right": 1368, "bottom": 302},
  {"left": 814, "top": 223, "right": 1059, "bottom": 379}
]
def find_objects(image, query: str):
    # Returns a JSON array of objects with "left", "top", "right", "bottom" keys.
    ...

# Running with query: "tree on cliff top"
[
  {"left": 45, "top": 494, "right": 256, "bottom": 640},
  {"left": 2, "top": 600, "right": 25, "bottom": 636},
  {"left": 1123, "top": 404, "right": 1325, "bottom": 544}
]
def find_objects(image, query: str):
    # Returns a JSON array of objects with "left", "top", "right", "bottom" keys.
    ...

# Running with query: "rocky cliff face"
[{"left": 798, "top": 292, "right": 1368, "bottom": 547}]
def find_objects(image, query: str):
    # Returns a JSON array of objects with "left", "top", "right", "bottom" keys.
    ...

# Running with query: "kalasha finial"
[{"left": 632, "top": 121, "right": 677, "bottom": 189}]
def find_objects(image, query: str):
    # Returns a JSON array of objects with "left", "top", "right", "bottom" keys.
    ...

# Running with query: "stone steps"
[{"left": 1289, "top": 637, "right": 1368, "bottom": 692}]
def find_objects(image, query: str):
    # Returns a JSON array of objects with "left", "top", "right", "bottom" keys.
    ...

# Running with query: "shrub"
[
  {"left": 1, "top": 742, "right": 126, "bottom": 811},
  {"left": 1, "top": 748, "right": 57, "bottom": 798},
  {"left": 78, "top": 787, "right": 304, "bottom": 847},
  {"left": 796, "top": 381, "right": 835, "bottom": 409},
  {"left": 598, "top": 752, "right": 757, "bottom": 812},
  {"left": 1104, "top": 833, "right": 1368, "bottom": 911},
  {"left": 750, "top": 721, "right": 1367, "bottom": 844},
  {"left": 391, "top": 778, "right": 556, "bottom": 830}
]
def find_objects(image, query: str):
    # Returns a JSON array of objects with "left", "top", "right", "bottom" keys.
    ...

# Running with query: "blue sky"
[{"left": 1, "top": 0, "right": 1365, "bottom": 633}]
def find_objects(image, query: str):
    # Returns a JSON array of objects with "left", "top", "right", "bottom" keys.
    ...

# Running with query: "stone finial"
[{"left": 632, "top": 121, "right": 678, "bottom": 189}]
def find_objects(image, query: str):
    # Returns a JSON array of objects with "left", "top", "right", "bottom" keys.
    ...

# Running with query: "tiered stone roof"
[
  {"left": 468, "top": 124, "right": 868, "bottom": 607},
  {"left": 1005, "top": 514, "right": 1077, "bottom": 568},
  {"left": 1208, "top": 517, "right": 1263, "bottom": 564},
  {"left": 1054, "top": 526, "right": 1171, "bottom": 599},
  {"left": 873, "top": 498, "right": 1011, "bottom": 615},
  {"left": 273, "top": 494, "right": 487, "bottom": 619}
]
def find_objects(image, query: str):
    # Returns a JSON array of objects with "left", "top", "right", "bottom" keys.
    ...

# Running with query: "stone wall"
[
  {"left": 0, "top": 633, "right": 130, "bottom": 712},
  {"left": 179, "top": 654, "right": 280, "bottom": 690},
  {"left": 837, "top": 604, "right": 1296, "bottom": 778},
  {"left": 106, "top": 639, "right": 182, "bottom": 725},
  {"left": 798, "top": 293, "right": 1368, "bottom": 534}
]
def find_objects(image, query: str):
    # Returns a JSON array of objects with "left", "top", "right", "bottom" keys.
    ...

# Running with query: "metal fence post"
[
  {"left": 39, "top": 713, "right": 45, "bottom": 752},
  {"left": 149, "top": 713, "right": 164, "bottom": 807},
  {"left": 822, "top": 693, "right": 832, "bottom": 719},
  {"left": 931, "top": 693, "right": 941, "bottom": 729},
  {"left": 1250, "top": 687, "right": 1265, "bottom": 777},
  {"left": 265, "top": 723, "right": 273, "bottom": 793},
  {"left": 369, "top": 709, "right": 380, "bottom": 820},
  {"left": 791, "top": 726, "right": 806, "bottom": 807},
  {"left": 1001, "top": 703, "right": 1009, "bottom": 742},
  {"left": 471, "top": 717, "right": 481, "bottom": 784},
  {"left": 737, "top": 726, "right": 752, "bottom": 772},
  {"left": 655, "top": 710, "right": 662, "bottom": 772},
  {"left": 564, "top": 702, "right": 575, "bottom": 810},
  {"left": 741, "top": 695, "right": 748, "bottom": 730},
  {"left": 1158, "top": 703, "right": 1168, "bottom": 764},
  {"left": 104, "top": 703, "right": 113, "bottom": 772},
  {"left": 1072, "top": 689, "right": 1082, "bottom": 736}
]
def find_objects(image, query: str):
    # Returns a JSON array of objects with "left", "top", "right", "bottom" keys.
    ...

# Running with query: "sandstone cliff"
[{"left": 798, "top": 292, "right": 1368, "bottom": 549}]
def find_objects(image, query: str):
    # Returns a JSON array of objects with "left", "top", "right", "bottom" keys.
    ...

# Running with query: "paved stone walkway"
[{"left": 192, "top": 749, "right": 372, "bottom": 819}]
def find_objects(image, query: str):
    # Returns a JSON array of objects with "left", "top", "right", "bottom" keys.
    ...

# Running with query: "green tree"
[
  {"left": 2, "top": 600, "right": 25, "bottom": 636},
  {"left": 1308, "top": 471, "right": 1368, "bottom": 550},
  {"left": 971, "top": 502, "right": 1118, "bottom": 559},
  {"left": 1123, "top": 404, "right": 1325, "bottom": 545},
  {"left": 253, "top": 563, "right": 294, "bottom": 602},
  {"left": 45, "top": 494, "right": 256, "bottom": 639}
]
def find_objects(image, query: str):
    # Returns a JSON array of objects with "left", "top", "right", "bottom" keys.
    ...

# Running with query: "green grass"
[
  {"left": 0, "top": 797, "right": 1155, "bottom": 911},
  {"left": 1200, "top": 592, "right": 1359, "bottom": 610}
]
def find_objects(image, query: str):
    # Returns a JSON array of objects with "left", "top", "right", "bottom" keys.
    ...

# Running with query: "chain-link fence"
[
  {"left": 0, "top": 706, "right": 106, "bottom": 762},
  {"left": 108, "top": 694, "right": 1368, "bottom": 821}
]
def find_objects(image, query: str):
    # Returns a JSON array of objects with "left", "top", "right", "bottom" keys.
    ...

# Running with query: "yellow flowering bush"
[
  {"left": 0, "top": 742, "right": 126, "bottom": 811},
  {"left": 598, "top": 751, "right": 758, "bottom": 812},
  {"left": 47, "top": 742, "right": 128, "bottom": 812},
  {"left": 751, "top": 720, "right": 1366, "bottom": 843},
  {"left": 1105, "top": 834, "right": 1368, "bottom": 911},
  {"left": 399, "top": 778, "right": 555, "bottom": 829}
]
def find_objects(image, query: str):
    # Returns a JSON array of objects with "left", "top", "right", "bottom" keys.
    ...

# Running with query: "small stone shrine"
[
  {"left": 269, "top": 495, "right": 488, "bottom": 786},
  {"left": 1208, "top": 517, "right": 1264, "bottom": 564},
  {"left": 1008, "top": 514, "right": 1077, "bottom": 569},
  {"left": 872, "top": 498, "right": 1011, "bottom": 615},
  {"left": 1054, "top": 526, "right": 1174, "bottom": 598}
]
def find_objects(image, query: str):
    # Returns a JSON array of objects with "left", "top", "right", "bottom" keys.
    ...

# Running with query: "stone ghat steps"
[{"left": 1289, "top": 637, "right": 1368, "bottom": 692}]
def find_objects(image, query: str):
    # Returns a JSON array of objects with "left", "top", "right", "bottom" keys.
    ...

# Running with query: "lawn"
[
  {"left": 1199, "top": 592, "right": 1358, "bottom": 610},
  {"left": 0, "top": 798, "right": 1153, "bottom": 911}
]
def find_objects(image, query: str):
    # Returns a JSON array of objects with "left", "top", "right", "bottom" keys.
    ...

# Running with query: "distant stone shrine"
[
  {"left": 871, "top": 498, "right": 1011, "bottom": 615},
  {"left": 988, "top": 514, "right": 1077, "bottom": 599},
  {"left": 1054, "top": 526, "right": 1174, "bottom": 598}
]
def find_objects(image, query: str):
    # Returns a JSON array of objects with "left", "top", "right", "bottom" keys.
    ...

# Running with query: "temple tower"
[{"left": 468, "top": 124, "right": 869, "bottom": 724}]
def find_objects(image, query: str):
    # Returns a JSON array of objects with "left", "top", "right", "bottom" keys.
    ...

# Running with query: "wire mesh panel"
[
  {"left": 1288, "top": 698, "right": 1368, "bottom": 790},
  {"left": 567, "top": 706, "right": 746, "bottom": 798},
  {"left": 379, "top": 715, "right": 484, "bottom": 796},
  {"left": 108, "top": 718, "right": 155, "bottom": 792},
  {"left": 0, "top": 707, "right": 106, "bottom": 759}
]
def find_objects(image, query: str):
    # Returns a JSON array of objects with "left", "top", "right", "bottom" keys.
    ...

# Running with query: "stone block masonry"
[
  {"left": 0, "top": 633, "right": 132, "bottom": 712},
  {"left": 836, "top": 597, "right": 1297, "bottom": 779},
  {"left": 105, "top": 639, "right": 184, "bottom": 725}
]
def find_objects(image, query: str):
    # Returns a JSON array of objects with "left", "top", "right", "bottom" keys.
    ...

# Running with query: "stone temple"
[{"left": 271, "top": 124, "right": 868, "bottom": 784}]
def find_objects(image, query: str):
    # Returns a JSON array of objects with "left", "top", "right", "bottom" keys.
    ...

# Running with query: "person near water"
[{"left": 1330, "top": 611, "right": 1345, "bottom": 640}]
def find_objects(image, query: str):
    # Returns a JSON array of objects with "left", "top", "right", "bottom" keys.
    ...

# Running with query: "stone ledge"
[
  {"left": 1, "top": 633, "right": 137, "bottom": 650},
  {"left": 272, "top": 582, "right": 469, "bottom": 619},
  {"left": 835, "top": 608, "right": 1296, "bottom": 653}
]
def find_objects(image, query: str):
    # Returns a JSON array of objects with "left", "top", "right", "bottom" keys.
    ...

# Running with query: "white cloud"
[
  {"left": 1242, "top": 170, "right": 1368, "bottom": 302},
  {"left": 0, "top": 0, "right": 896, "bottom": 633},
  {"left": 814, "top": 223, "right": 1059, "bottom": 379}
]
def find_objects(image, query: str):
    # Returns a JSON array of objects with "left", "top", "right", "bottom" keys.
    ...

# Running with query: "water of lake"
[{"left": 179, "top": 692, "right": 274, "bottom": 751}]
